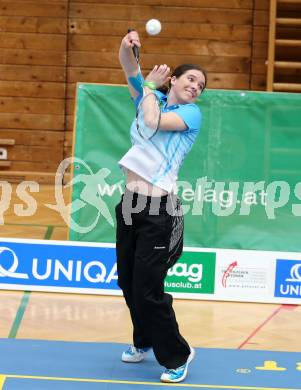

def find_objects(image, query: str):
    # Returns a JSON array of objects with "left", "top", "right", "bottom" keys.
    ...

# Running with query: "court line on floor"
[
  {"left": 0, "top": 376, "right": 5, "bottom": 388},
  {"left": 0, "top": 374, "right": 299, "bottom": 390},
  {"left": 8, "top": 291, "right": 31, "bottom": 339},
  {"left": 44, "top": 225, "right": 54, "bottom": 240},
  {"left": 7, "top": 225, "right": 54, "bottom": 339},
  {"left": 237, "top": 305, "right": 284, "bottom": 349}
]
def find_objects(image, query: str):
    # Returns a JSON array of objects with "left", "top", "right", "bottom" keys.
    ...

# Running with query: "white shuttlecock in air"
[{"left": 145, "top": 19, "right": 162, "bottom": 36}]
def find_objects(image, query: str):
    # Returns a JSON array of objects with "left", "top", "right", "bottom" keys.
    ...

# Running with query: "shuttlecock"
[{"left": 145, "top": 19, "right": 162, "bottom": 36}]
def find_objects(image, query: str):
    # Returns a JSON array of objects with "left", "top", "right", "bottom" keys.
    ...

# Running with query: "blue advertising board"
[
  {"left": 1, "top": 238, "right": 301, "bottom": 304},
  {"left": 275, "top": 259, "right": 301, "bottom": 300},
  {"left": 0, "top": 239, "right": 119, "bottom": 294}
]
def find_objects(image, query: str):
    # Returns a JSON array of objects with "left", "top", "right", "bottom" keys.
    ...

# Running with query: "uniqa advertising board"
[{"left": 0, "top": 238, "right": 300, "bottom": 304}]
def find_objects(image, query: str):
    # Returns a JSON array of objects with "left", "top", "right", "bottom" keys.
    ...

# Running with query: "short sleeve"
[{"left": 173, "top": 104, "right": 202, "bottom": 132}]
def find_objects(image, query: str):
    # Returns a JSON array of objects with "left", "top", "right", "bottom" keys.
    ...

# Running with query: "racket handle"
[{"left": 127, "top": 28, "right": 139, "bottom": 63}]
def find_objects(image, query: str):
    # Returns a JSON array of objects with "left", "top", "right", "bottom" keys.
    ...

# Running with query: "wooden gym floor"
[{"left": 0, "top": 184, "right": 300, "bottom": 353}]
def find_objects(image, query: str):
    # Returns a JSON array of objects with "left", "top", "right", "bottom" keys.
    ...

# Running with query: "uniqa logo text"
[{"left": 30, "top": 258, "right": 117, "bottom": 284}]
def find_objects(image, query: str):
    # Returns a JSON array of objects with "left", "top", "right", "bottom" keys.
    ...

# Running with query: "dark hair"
[{"left": 157, "top": 63, "right": 207, "bottom": 94}]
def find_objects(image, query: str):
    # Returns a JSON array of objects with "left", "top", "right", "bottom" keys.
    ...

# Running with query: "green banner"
[
  {"left": 70, "top": 84, "right": 301, "bottom": 252},
  {"left": 165, "top": 251, "right": 216, "bottom": 294}
]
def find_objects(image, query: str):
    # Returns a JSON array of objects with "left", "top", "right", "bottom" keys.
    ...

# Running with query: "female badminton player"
[{"left": 115, "top": 29, "right": 206, "bottom": 383}]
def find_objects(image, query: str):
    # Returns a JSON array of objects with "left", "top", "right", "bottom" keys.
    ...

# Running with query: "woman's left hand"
[{"left": 145, "top": 65, "right": 170, "bottom": 89}]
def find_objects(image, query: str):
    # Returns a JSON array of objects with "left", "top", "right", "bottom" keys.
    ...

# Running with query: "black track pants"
[{"left": 115, "top": 189, "right": 190, "bottom": 369}]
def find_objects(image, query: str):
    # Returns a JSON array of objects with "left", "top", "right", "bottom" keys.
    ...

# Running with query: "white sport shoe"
[
  {"left": 160, "top": 347, "right": 195, "bottom": 383},
  {"left": 121, "top": 345, "right": 151, "bottom": 363}
]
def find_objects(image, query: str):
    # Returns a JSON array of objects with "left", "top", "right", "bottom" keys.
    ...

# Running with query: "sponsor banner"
[
  {"left": 215, "top": 249, "right": 272, "bottom": 299},
  {"left": 0, "top": 238, "right": 120, "bottom": 295},
  {"left": 0, "top": 238, "right": 301, "bottom": 304},
  {"left": 275, "top": 259, "right": 301, "bottom": 300},
  {"left": 212, "top": 247, "right": 301, "bottom": 304},
  {"left": 165, "top": 251, "right": 216, "bottom": 294}
]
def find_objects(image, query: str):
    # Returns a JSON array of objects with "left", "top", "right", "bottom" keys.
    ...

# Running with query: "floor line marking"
[
  {"left": 238, "top": 305, "right": 283, "bottom": 349},
  {"left": 0, "top": 375, "right": 6, "bottom": 390},
  {"left": 8, "top": 291, "right": 31, "bottom": 339},
  {"left": 44, "top": 225, "right": 54, "bottom": 240},
  {"left": 1, "top": 374, "right": 299, "bottom": 390}
]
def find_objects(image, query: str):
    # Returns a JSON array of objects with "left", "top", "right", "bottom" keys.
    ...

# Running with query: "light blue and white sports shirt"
[{"left": 119, "top": 90, "right": 202, "bottom": 193}]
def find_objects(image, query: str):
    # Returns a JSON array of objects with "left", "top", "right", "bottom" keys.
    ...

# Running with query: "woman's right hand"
[
  {"left": 145, "top": 65, "right": 171, "bottom": 89},
  {"left": 121, "top": 30, "right": 141, "bottom": 51}
]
